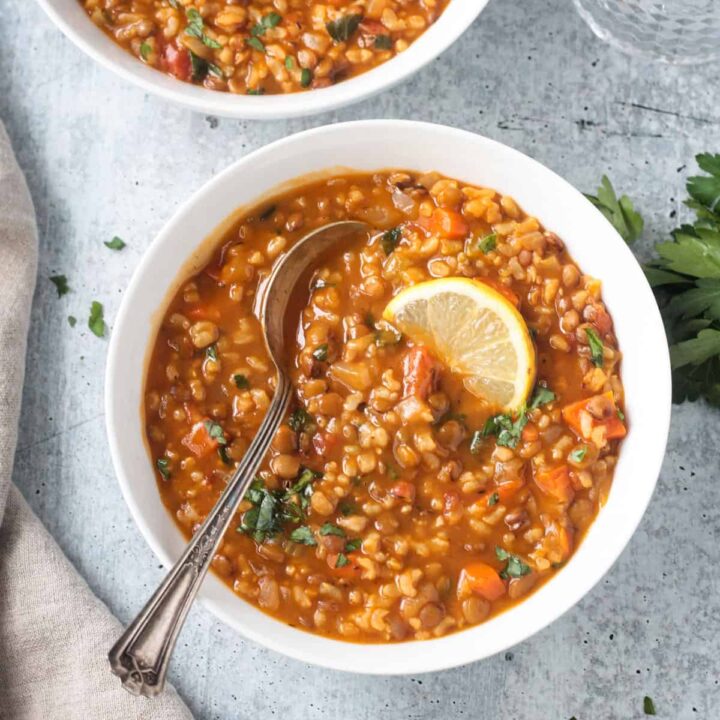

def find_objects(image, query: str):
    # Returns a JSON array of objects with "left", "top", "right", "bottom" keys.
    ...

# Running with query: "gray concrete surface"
[{"left": 3, "top": 0, "right": 719, "bottom": 717}]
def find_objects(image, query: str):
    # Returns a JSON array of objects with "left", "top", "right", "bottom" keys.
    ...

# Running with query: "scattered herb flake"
[
  {"left": 300, "top": 68, "right": 313, "bottom": 87},
  {"left": 88, "top": 301, "right": 106, "bottom": 338},
  {"left": 218, "top": 445, "right": 232, "bottom": 465},
  {"left": 326, "top": 14, "right": 363, "bottom": 42},
  {"left": 495, "top": 546, "right": 531, "bottom": 579},
  {"left": 569, "top": 446, "right": 588, "bottom": 463},
  {"left": 381, "top": 227, "right": 402, "bottom": 255},
  {"left": 233, "top": 373, "right": 250, "bottom": 390},
  {"left": 312, "top": 343, "right": 328, "bottom": 361},
  {"left": 643, "top": 696, "right": 656, "bottom": 715},
  {"left": 289, "top": 526, "right": 316, "bottom": 546},
  {"left": 617, "top": 408, "right": 626, "bottom": 421},
  {"left": 246, "top": 36, "right": 266, "bottom": 53},
  {"left": 247, "top": 87, "right": 265, "bottom": 95},
  {"left": 335, "top": 552, "right": 349, "bottom": 568},
  {"left": 156, "top": 457, "right": 170, "bottom": 480},
  {"left": 206, "top": 344, "right": 218, "bottom": 361},
  {"left": 528, "top": 385, "right": 556, "bottom": 409},
  {"left": 285, "top": 56, "right": 294, "bottom": 70},
  {"left": 319, "top": 522, "right": 345, "bottom": 537},
  {"left": 478, "top": 232, "right": 497, "bottom": 254},
  {"left": 140, "top": 42, "right": 152, "bottom": 60},
  {"left": 185, "top": 7, "right": 221, "bottom": 48},
  {"left": 481, "top": 410, "right": 528, "bottom": 449},
  {"left": 288, "top": 407, "right": 314, "bottom": 433},
  {"left": 67, "top": 315, "right": 77, "bottom": 327},
  {"left": 203, "top": 420, "right": 227, "bottom": 445},
  {"left": 374, "top": 34, "right": 392, "bottom": 49},
  {"left": 585, "top": 327, "right": 605, "bottom": 367},
  {"left": 345, "top": 538, "right": 362, "bottom": 552},
  {"left": 487, "top": 492, "right": 499, "bottom": 507},
  {"left": 50, "top": 274, "right": 70, "bottom": 297},
  {"left": 104, "top": 236, "right": 126, "bottom": 250}
]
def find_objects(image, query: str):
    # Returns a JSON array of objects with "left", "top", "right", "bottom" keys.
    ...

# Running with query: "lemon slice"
[{"left": 383, "top": 277, "right": 536, "bottom": 411}]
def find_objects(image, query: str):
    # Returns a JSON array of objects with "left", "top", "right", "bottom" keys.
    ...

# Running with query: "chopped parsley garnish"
[
  {"left": 156, "top": 457, "right": 170, "bottom": 480},
  {"left": 218, "top": 446, "right": 232, "bottom": 465},
  {"left": 528, "top": 385, "right": 556, "bottom": 409},
  {"left": 480, "top": 411, "right": 528, "bottom": 449},
  {"left": 335, "top": 553, "right": 349, "bottom": 568},
  {"left": 185, "top": 7, "right": 221, "bottom": 48},
  {"left": 643, "top": 696, "right": 656, "bottom": 715},
  {"left": 326, "top": 14, "right": 363, "bottom": 42},
  {"left": 206, "top": 344, "right": 218, "bottom": 361},
  {"left": 104, "top": 236, "right": 126, "bottom": 250},
  {"left": 319, "top": 522, "right": 345, "bottom": 537},
  {"left": 339, "top": 501, "right": 355, "bottom": 516},
  {"left": 569, "top": 446, "right": 588, "bottom": 463},
  {"left": 478, "top": 232, "right": 497, "bottom": 254},
  {"left": 585, "top": 175, "right": 643, "bottom": 245},
  {"left": 381, "top": 227, "right": 402, "bottom": 255},
  {"left": 487, "top": 492, "right": 499, "bottom": 507},
  {"left": 50, "top": 274, "right": 69, "bottom": 297},
  {"left": 288, "top": 407, "right": 314, "bottom": 433},
  {"left": 617, "top": 408, "right": 626, "bottom": 421},
  {"left": 289, "top": 526, "right": 316, "bottom": 546},
  {"left": 67, "top": 315, "right": 77, "bottom": 328},
  {"left": 433, "top": 411, "right": 467, "bottom": 428},
  {"left": 233, "top": 373, "right": 250, "bottom": 390},
  {"left": 247, "top": 87, "right": 265, "bottom": 95},
  {"left": 495, "top": 546, "right": 531, "bottom": 579},
  {"left": 239, "top": 479, "right": 281, "bottom": 543},
  {"left": 374, "top": 35, "right": 392, "bottom": 49},
  {"left": 203, "top": 420, "right": 227, "bottom": 445},
  {"left": 585, "top": 327, "right": 605, "bottom": 367},
  {"left": 246, "top": 36, "right": 265, "bottom": 53},
  {"left": 312, "top": 343, "right": 328, "bottom": 361},
  {"left": 88, "top": 301, "right": 106, "bottom": 338},
  {"left": 283, "top": 467, "right": 321, "bottom": 500},
  {"left": 345, "top": 538, "right": 362, "bottom": 552},
  {"left": 300, "top": 68, "right": 313, "bottom": 87},
  {"left": 187, "top": 43, "right": 223, "bottom": 80},
  {"left": 140, "top": 42, "right": 152, "bottom": 60},
  {"left": 251, "top": 12, "right": 282, "bottom": 36},
  {"left": 285, "top": 56, "right": 294, "bottom": 70}
]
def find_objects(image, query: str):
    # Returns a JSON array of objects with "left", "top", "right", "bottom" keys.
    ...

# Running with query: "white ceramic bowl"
[
  {"left": 36, "top": 0, "right": 488, "bottom": 119},
  {"left": 106, "top": 120, "right": 671, "bottom": 674}
]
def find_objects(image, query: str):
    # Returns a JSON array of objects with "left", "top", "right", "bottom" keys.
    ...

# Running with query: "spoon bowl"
[{"left": 108, "top": 220, "right": 368, "bottom": 697}]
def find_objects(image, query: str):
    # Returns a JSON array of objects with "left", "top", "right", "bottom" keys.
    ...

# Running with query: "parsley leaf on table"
[
  {"left": 50, "top": 274, "right": 70, "bottom": 297},
  {"left": 585, "top": 175, "right": 644, "bottom": 244},
  {"left": 643, "top": 153, "right": 720, "bottom": 405},
  {"left": 88, "top": 301, "right": 106, "bottom": 338}
]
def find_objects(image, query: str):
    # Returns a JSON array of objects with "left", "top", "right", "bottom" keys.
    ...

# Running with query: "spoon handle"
[{"left": 108, "top": 374, "right": 292, "bottom": 697}]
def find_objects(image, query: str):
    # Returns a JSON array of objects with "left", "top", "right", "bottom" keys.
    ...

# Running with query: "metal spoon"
[{"left": 109, "top": 220, "right": 369, "bottom": 697}]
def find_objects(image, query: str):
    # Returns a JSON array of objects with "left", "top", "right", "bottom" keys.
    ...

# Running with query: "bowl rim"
[
  {"left": 35, "top": 0, "right": 489, "bottom": 119},
  {"left": 106, "top": 119, "right": 672, "bottom": 674}
]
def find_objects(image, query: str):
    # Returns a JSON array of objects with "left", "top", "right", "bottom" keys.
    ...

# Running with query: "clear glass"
[{"left": 573, "top": 0, "right": 720, "bottom": 64}]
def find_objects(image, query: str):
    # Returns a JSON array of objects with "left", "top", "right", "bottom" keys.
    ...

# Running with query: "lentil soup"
[
  {"left": 78, "top": 0, "right": 450, "bottom": 95},
  {"left": 144, "top": 170, "right": 627, "bottom": 642}
]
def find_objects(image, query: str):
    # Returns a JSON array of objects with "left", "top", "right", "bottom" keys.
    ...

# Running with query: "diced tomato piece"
[
  {"left": 402, "top": 346, "right": 438, "bottom": 399},
  {"left": 389, "top": 481, "right": 416, "bottom": 502},
  {"left": 562, "top": 391, "right": 627, "bottom": 443},
  {"left": 533, "top": 465, "right": 574, "bottom": 503},
  {"left": 327, "top": 552, "right": 363, "bottom": 579},
  {"left": 182, "top": 420, "right": 218, "bottom": 458},
  {"left": 162, "top": 41, "right": 192, "bottom": 82},
  {"left": 429, "top": 208, "right": 469, "bottom": 238},
  {"left": 458, "top": 562, "right": 506, "bottom": 601},
  {"left": 474, "top": 478, "right": 524, "bottom": 509}
]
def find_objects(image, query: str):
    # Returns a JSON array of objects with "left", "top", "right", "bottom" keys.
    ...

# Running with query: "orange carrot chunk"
[
  {"left": 562, "top": 390, "right": 626, "bottom": 443},
  {"left": 430, "top": 208, "right": 469, "bottom": 238},
  {"left": 533, "top": 465, "right": 574, "bottom": 503},
  {"left": 458, "top": 562, "right": 506, "bottom": 601}
]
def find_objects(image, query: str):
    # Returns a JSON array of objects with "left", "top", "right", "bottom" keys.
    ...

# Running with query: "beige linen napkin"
[{"left": 0, "top": 123, "right": 194, "bottom": 719}]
